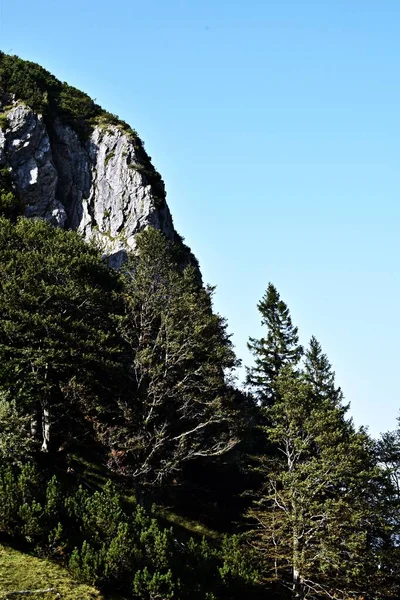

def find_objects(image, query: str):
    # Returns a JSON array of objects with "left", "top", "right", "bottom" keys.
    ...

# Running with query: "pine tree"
[
  {"left": 375, "top": 420, "right": 400, "bottom": 594},
  {"left": 304, "top": 336, "right": 344, "bottom": 407},
  {"left": 0, "top": 393, "right": 35, "bottom": 465},
  {"left": 248, "top": 366, "right": 381, "bottom": 599},
  {"left": 246, "top": 283, "right": 303, "bottom": 406}
]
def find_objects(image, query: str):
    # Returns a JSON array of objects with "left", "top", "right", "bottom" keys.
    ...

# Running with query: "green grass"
[
  {"left": 156, "top": 506, "right": 220, "bottom": 540},
  {"left": 0, "top": 544, "right": 103, "bottom": 600},
  {"left": 104, "top": 151, "right": 115, "bottom": 166}
]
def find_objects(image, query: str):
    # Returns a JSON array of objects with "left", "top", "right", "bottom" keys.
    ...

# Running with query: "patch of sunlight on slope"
[{"left": 0, "top": 544, "right": 125, "bottom": 600}]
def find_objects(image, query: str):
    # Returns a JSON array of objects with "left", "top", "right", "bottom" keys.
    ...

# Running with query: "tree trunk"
[
  {"left": 292, "top": 515, "right": 303, "bottom": 598},
  {"left": 40, "top": 401, "right": 51, "bottom": 452},
  {"left": 293, "top": 565, "right": 302, "bottom": 599}
]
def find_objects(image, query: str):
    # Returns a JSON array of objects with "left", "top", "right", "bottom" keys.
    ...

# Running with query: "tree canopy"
[
  {"left": 109, "top": 228, "right": 240, "bottom": 486},
  {"left": 0, "top": 216, "right": 125, "bottom": 451},
  {"left": 0, "top": 220, "right": 398, "bottom": 599},
  {"left": 247, "top": 283, "right": 303, "bottom": 406}
]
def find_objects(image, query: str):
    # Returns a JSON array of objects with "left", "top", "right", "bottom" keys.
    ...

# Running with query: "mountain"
[{"left": 0, "top": 52, "right": 189, "bottom": 268}]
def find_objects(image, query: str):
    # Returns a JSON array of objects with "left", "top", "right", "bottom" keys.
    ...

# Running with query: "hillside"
[
  {"left": 0, "top": 52, "right": 196, "bottom": 268},
  {"left": 0, "top": 53, "right": 399, "bottom": 600},
  {"left": 0, "top": 544, "right": 105, "bottom": 600}
]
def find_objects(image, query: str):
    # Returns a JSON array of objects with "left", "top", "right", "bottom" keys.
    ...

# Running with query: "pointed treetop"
[
  {"left": 246, "top": 283, "right": 303, "bottom": 407},
  {"left": 304, "top": 336, "right": 345, "bottom": 408}
]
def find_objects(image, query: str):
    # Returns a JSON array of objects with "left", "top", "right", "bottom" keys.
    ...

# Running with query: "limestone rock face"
[{"left": 0, "top": 99, "right": 176, "bottom": 266}]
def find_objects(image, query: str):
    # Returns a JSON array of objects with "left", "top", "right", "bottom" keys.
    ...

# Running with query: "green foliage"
[
  {"left": 249, "top": 366, "right": 381, "bottom": 599},
  {"left": 0, "top": 542, "right": 103, "bottom": 600},
  {"left": 69, "top": 540, "right": 105, "bottom": 586},
  {"left": 0, "top": 393, "right": 35, "bottom": 465},
  {"left": 304, "top": 335, "right": 344, "bottom": 406},
  {"left": 0, "top": 217, "right": 125, "bottom": 452},
  {"left": 18, "top": 499, "right": 43, "bottom": 540},
  {"left": 104, "top": 151, "right": 115, "bottom": 166},
  {"left": 113, "top": 228, "right": 240, "bottom": 486},
  {"left": 45, "top": 476, "right": 63, "bottom": 520},
  {"left": 0, "top": 167, "right": 23, "bottom": 219},
  {"left": 0, "top": 64, "right": 397, "bottom": 596},
  {"left": 103, "top": 521, "right": 135, "bottom": 580},
  {"left": 0, "top": 52, "right": 166, "bottom": 201},
  {"left": 0, "top": 463, "right": 41, "bottom": 537},
  {"left": 247, "top": 283, "right": 303, "bottom": 406},
  {"left": 0, "top": 188, "right": 17, "bottom": 215},
  {"left": 375, "top": 419, "right": 400, "bottom": 596},
  {"left": 0, "top": 112, "right": 8, "bottom": 129},
  {"left": 218, "top": 535, "right": 259, "bottom": 587},
  {"left": 0, "top": 456, "right": 260, "bottom": 599},
  {"left": 0, "top": 468, "right": 19, "bottom": 533},
  {"left": 132, "top": 567, "right": 176, "bottom": 599},
  {"left": 80, "top": 481, "right": 124, "bottom": 544},
  {"left": 0, "top": 52, "right": 99, "bottom": 137},
  {"left": 66, "top": 481, "right": 178, "bottom": 592},
  {"left": 126, "top": 151, "right": 165, "bottom": 205}
]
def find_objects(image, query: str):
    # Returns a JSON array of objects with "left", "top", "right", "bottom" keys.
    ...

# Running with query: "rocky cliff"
[{"left": 0, "top": 54, "right": 184, "bottom": 268}]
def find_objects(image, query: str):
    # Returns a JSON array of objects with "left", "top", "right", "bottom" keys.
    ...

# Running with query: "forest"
[
  {"left": 0, "top": 217, "right": 398, "bottom": 599},
  {"left": 0, "top": 53, "right": 399, "bottom": 599}
]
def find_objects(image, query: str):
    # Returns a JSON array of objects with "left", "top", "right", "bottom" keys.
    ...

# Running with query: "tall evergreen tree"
[
  {"left": 248, "top": 366, "right": 382, "bottom": 600},
  {"left": 246, "top": 283, "right": 303, "bottom": 406}
]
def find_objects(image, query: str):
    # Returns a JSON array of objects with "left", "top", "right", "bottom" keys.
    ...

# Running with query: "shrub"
[
  {"left": 132, "top": 567, "right": 176, "bottom": 599},
  {"left": 0, "top": 393, "right": 35, "bottom": 465},
  {"left": 0, "top": 112, "right": 9, "bottom": 129}
]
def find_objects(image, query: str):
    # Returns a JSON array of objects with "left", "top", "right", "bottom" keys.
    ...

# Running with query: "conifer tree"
[
  {"left": 246, "top": 283, "right": 303, "bottom": 406},
  {"left": 0, "top": 393, "right": 35, "bottom": 465},
  {"left": 375, "top": 420, "right": 400, "bottom": 593},
  {"left": 248, "top": 366, "right": 382, "bottom": 599},
  {"left": 0, "top": 217, "right": 124, "bottom": 452},
  {"left": 304, "top": 336, "right": 344, "bottom": 407},
  {"left": 378, "top": 418, "right": 400, "bottom": 501}
]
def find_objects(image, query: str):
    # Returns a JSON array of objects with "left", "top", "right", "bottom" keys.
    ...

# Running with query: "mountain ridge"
[{"left": 0, "top": 52, "right": 195, "bottom": 268}]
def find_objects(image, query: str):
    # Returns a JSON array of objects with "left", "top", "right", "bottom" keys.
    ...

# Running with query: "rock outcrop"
[{"left": 0, "top": 98, "right": 176, "bottom": 267}]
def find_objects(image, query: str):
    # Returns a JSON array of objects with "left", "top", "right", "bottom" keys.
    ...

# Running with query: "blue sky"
[{"left": 1, "top": 0, "right": 400, "bottom": 437}]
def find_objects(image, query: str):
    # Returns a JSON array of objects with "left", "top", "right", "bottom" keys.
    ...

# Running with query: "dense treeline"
[
  {"left": 0, "top": 217, "right": 399, "bottom": 599},
  {"left": 0, "top": 218, "right": 261, "bottom": 599},
  {"left": 0, "top": 465, "right": 260, "bottom": 599}
]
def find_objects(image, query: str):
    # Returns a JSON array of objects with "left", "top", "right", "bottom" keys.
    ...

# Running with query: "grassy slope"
[
  {"left": 0, "top": 451, "right": 220, "bottom": 600},
  {"left": 67, "top": 446, "right": 221, "bottom": 541},
  {"left": 0, "top": 544, "right": 103, "bottom": 600}
]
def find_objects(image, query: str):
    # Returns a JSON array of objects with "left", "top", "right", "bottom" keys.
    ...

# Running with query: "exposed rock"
[
  {"left": 0, "top": 99, "right": 176, "bottom": 262},
  {"left": 4, "top": 104, "right": 67, "bottom": 227}
]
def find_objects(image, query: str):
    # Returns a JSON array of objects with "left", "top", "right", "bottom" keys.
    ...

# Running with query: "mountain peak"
[{"left": 0, "top": 53, "right": 181, "bottom": 267}]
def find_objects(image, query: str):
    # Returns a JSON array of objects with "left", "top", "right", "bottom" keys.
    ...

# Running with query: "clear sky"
[{"left": 1, "top": 0, "right": 399, "bottom": 437}]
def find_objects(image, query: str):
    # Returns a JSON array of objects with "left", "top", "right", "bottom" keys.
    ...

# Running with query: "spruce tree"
[
  {"left": 375, "top": 420, "right": 400, "bottom": 593},
  {"left": 304, "top": 336, "right": 344, "bottom": 407},
  {"left": 248, "top": 366, "right": 381, "bottom": 599},
  {"left": 246, "top": 283, "right": 303, "bottom": 406}
]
